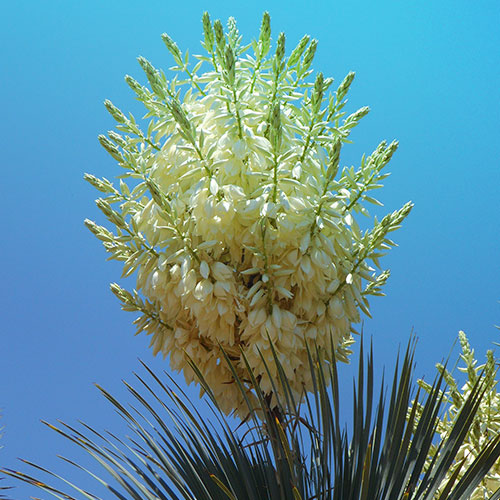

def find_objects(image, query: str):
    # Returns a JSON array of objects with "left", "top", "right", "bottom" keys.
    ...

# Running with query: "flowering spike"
[{"left": 88, "top": 12, "right": 411, "bottom": 416}]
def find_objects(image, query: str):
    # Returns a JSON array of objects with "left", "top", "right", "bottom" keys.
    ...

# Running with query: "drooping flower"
[{"left": 86, "top": 12, "right": 412, "bottom": 415}]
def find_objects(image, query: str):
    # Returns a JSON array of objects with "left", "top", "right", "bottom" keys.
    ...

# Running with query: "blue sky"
[{"left": 2, "top": 0, "right": 500, "bottom": 498}]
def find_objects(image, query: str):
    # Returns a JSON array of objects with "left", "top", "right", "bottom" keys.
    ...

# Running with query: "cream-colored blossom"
[{"left": 87, "top": 12, "right": 412, "bottom": 416}]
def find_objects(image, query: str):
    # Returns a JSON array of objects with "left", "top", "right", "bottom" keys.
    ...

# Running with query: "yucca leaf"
[{"left": 5, "top": 335, "right": 500, "bottom": 500}]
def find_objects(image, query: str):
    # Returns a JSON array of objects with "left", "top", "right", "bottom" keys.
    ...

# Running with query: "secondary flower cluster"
[
  {"left": 417, "top": 331, "right": 500, "bottom": 499},
  {"left": 86, "top": 13, "right": 412, "bottom": 415}
]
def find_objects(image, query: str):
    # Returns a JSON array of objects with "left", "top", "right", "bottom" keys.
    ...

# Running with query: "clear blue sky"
[{"left": 2, "top": 0, "right": 500, "bottom": 498}]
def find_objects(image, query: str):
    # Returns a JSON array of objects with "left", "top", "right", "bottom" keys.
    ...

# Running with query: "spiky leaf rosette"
[
  {"left": 86, "top": 12, "right": 412, "bottom": 415},
  {"left": 5, "top": 338, "right": 500, "bottom": 500}
]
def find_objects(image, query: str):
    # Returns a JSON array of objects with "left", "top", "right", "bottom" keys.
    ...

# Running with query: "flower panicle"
[
  {"left": 414, "top": 332, "right": 500, "bottom": 499},
  {"left": 87, "top": 12, "right": 411, "bottom": 415}
]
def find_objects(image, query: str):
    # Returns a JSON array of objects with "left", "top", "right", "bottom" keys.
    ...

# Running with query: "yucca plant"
[
  {"left": 5, "top": 12, "right": 500, "bottom": 500},
  {"left": 4, "top": 337, "right": 500, "bottom": 500}
]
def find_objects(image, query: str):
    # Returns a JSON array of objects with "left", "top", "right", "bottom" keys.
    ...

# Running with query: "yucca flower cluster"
[
  {"left": 417, "top": 331, "right": 500, "bottom": 498},
  {"left": 85, "top": 12, "right": 412, "bottom": 415}
]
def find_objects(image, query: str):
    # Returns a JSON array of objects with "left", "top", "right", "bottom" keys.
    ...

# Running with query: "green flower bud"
[
  {"left": 98, "top": 134, "right": 122, "bottom": 161},
  {"left": 214, "top": 19, "right": 225, "bottom": 51},
  {"left": 137, "top": 57, "right": 166, "bottom": 99},
  {"left": 104, "top": 100, "right": 126, "bottom": 124},
  {"left": 288, "top": 34, "right": 310, "bottom": 67},
  {"left": 124, "top": 74, "right": 145, "bottom": 97},
  {"left": 224, "top": 45, "right": 236, "bottom": 85},
  {"left": 202, "top": 12, "right": 214, "bottom": 51},
  {"left": 312, "top": 72, "right": 325, "bottom": 112},
  {"left": 275, "top": 32, "right": 286, "bottom": 64},
  {"left": 161, "top": 33, "right": 183, "bottom": 65},
  {"left": 259, "top": 11, "right": 271, "bottom": 56},
  {"left": 337, "top": 71, "right": 355, "bottom": 102},
  {"left": 302, "top": 39, "right": 317, "bottom": 72},
  {"left": 269, "top": 102, "right": 282, "bottom": 151}
]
